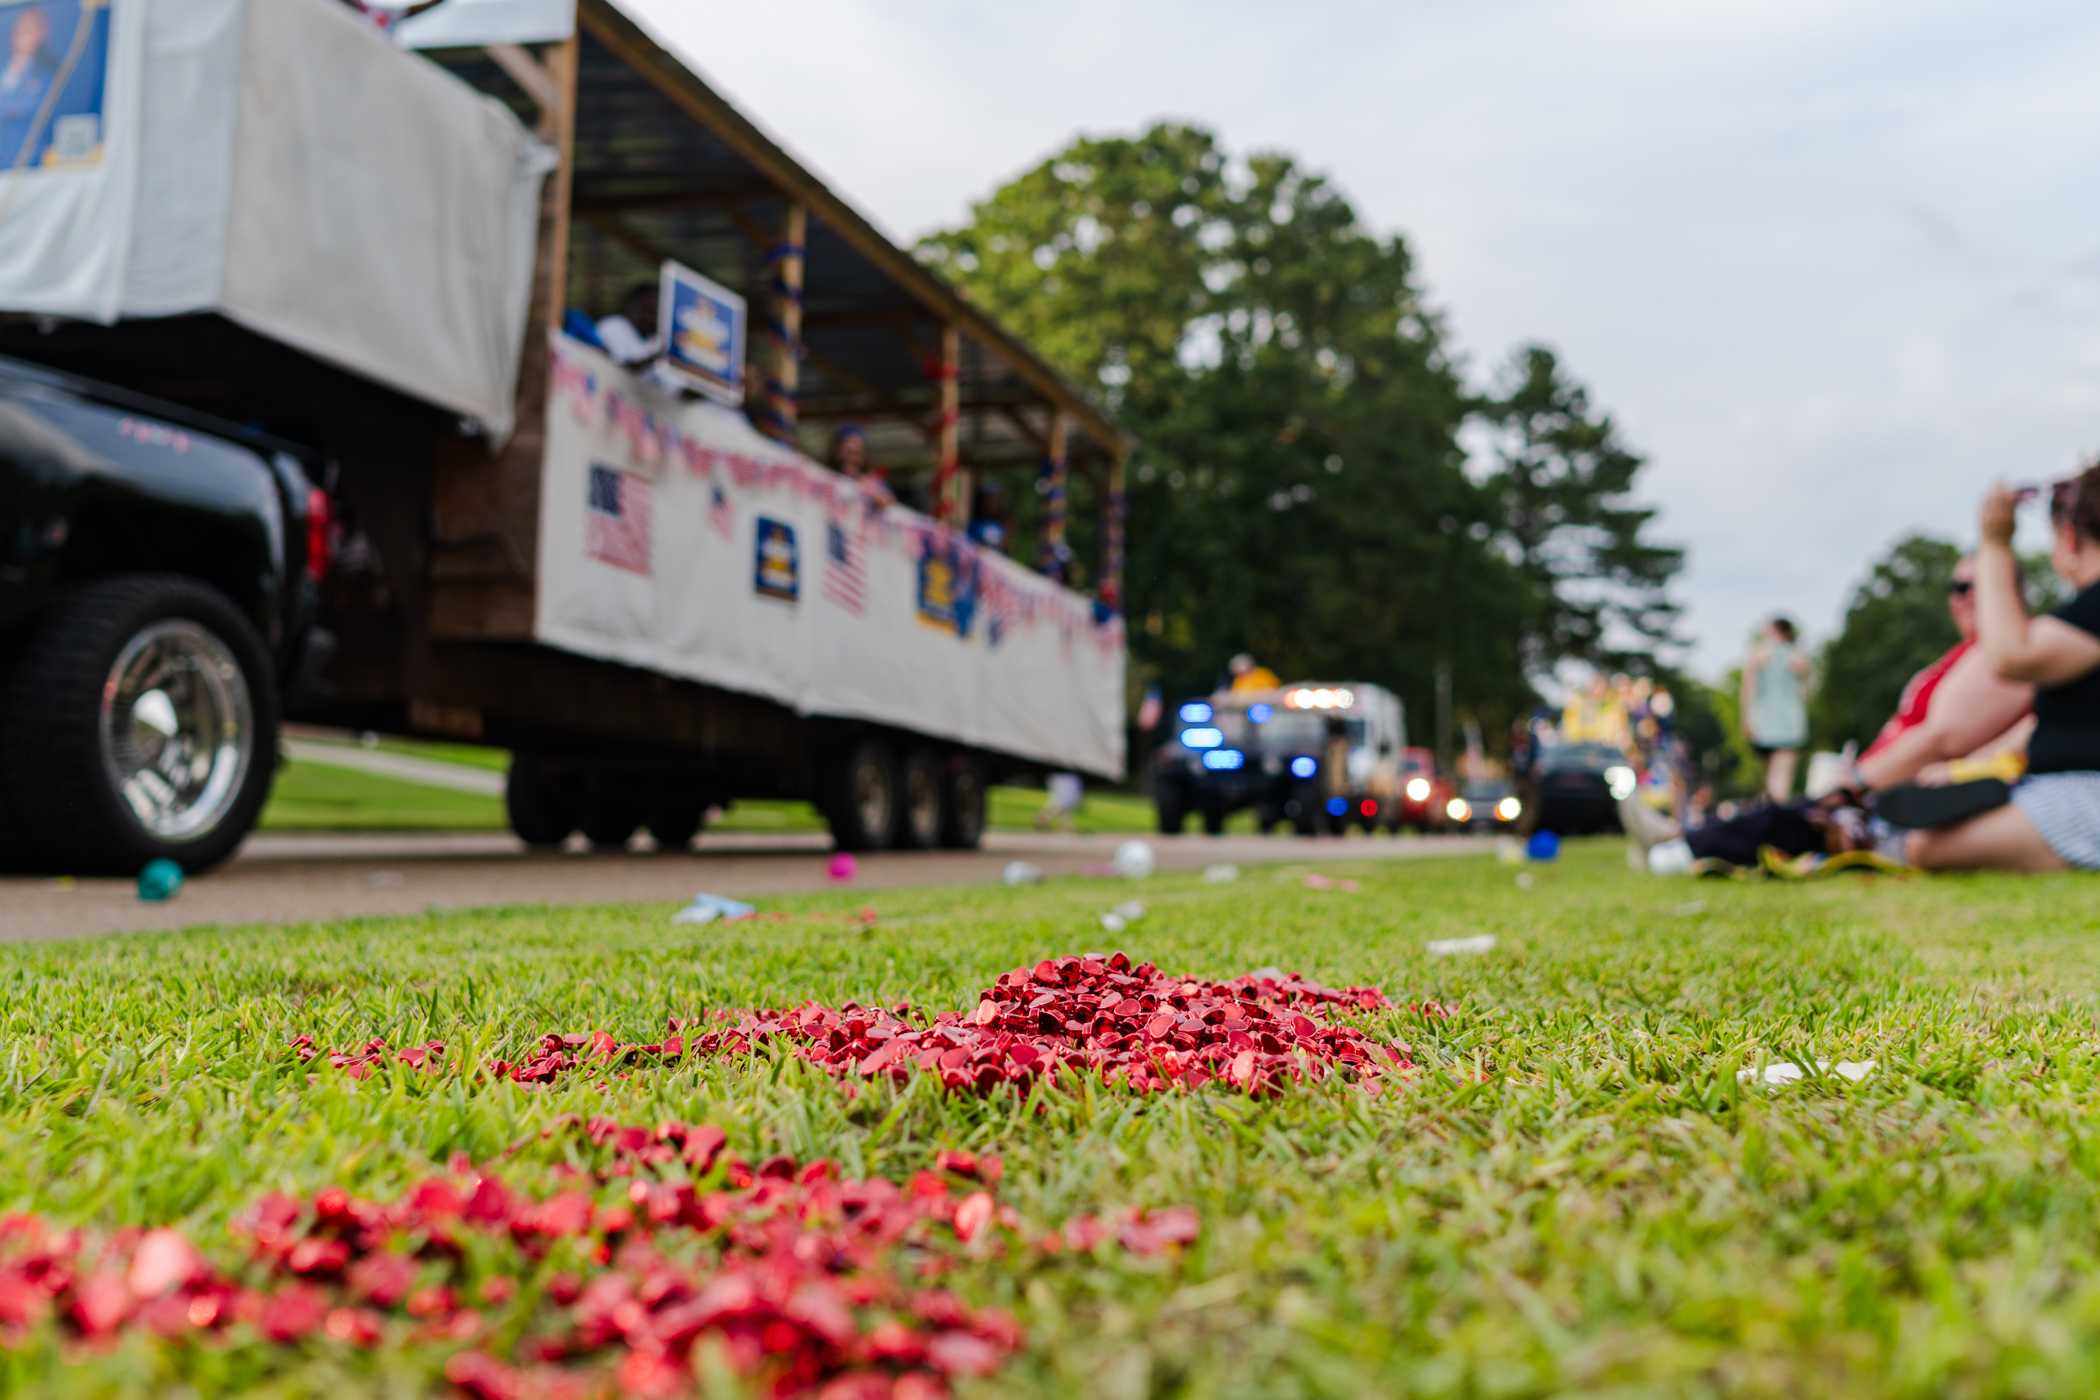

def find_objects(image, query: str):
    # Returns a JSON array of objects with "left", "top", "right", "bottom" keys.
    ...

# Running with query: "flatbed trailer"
[{"left": 0, "top": 0, "right": 1129, "bottom": 865}]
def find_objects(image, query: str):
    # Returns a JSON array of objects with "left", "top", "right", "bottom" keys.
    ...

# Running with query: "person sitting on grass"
[
  {"left": 1624, "top": 552, "right": 2035, "bottom": 872},
  {"left": 1906, "top": 468, "right": 2100, "bottom": 872}
]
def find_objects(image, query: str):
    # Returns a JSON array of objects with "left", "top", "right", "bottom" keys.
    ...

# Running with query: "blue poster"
[
  {"left": 915, "top": 534, "right": 979, "bottom": 638},
  {"left": 656, "top": 258, "right": 746, "bottom": 407},
  {"left": 753, "top": 516, "right": 798, "bottom": 602},
  {"left": 0, "top": 0, "right": 110, "bottom": 173}
]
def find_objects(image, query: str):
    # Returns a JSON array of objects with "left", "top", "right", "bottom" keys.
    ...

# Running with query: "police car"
[{"left": 1152, "top": 682, "right": 1409, "bottom": 837}]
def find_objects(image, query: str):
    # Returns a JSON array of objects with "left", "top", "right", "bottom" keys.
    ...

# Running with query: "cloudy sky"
[{"left": 626, "top": 0, "right": 2100, "bottom": 675}]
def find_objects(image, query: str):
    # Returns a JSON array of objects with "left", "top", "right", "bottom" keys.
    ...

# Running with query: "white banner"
[
  {"left": 535, "top": 333, "right": 1127, "bottom": 780},
  {"left": 395, "top": 0, "right": 575, "bottom": 47}
]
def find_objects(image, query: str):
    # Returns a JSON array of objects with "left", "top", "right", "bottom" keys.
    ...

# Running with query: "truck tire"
[
  {"left": 579, "top": 791, "right": 641, "bottom": 851},
  {"left": 895, "top": 748, "right": 944, "bottom": 850},
  {"left": 0, "top": 574, "right": 277, "bottom": 875},
  {"left": 1202, "top": 806, "right": 1226, "bottom": 837},
  {"left": 938, "top": 755, "right": 987, "bottom": 849},
  {"left": 505, "top": 756, "right": 578, "bottom": 849},
  {"left": 1155, "top": 784, "right": 1187, "bottom": 835},
  {"left": 1288, "top": 793, "right": 1319, "bottom": 837},
  {"left": 826, "top": 737, "right": 898, "bottom": 852},
  {"left": 646, "top": 799, "right": 705, "bottom": 852}
]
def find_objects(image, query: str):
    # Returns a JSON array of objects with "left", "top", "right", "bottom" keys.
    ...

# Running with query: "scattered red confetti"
[
  {"left": 0, "top": 1123, "right": 1196, "bottom": 1396},
  {"left": 297, "top": 955, "right": 1431, "bottom": 1100},
  {"left": 290, "top": 1035, "right": 447, "bottom": 1081}
]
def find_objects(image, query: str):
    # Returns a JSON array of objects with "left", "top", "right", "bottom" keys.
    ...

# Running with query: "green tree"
[{"left": 1477, "top": 346, "right": 1686, "bottom": 673}]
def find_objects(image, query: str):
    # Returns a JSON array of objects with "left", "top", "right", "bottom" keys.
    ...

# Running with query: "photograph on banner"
[
  {"left": 657, "top": 259, "right": 747, "bottom": 406},
  {"left": 0, "top": 0, "right": 112, "bottom": 172},
  {"left": 753, "top": 516, "right": 799, "bottom": 602}
]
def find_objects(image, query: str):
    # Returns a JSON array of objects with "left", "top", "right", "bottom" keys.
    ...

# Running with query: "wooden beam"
[
  {"left": 934, "top": 324, "right": 964, "bottom": 525},
  {"left": 757, "top": 203, "right": 807, "bottom": 445},
  {"left": 1100, "top": 446, "right": 1125, "bottom": 611},
  {"left": 487, "top": 43, "right": 560, "bottom": 124},
  {"left": 427, "top": 30, "right": 580, "bottom": 640},
  {"left": 570, "top": 181, "right": 780, "bottom": 215},
  {"left": 578, "top": 0, "right": 1131, "bottom": 460},
  {"left": 998, "top": 404, "right": 1048, "bottom": 453},
  {"left": 1040, "top": 409, "right": 1070, "bottom": 580}
]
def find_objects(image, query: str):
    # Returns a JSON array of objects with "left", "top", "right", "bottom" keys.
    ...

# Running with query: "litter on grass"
[
  {"left": 1738, "top": 1058, "right": 1876, "bottom": 1087},
  {"left": 1202, "top": 864, "right": 1240, "bottom": 883},
  {"left": 671, "top": 893, "right": 756, "bottom": 925},
  {"left": 1111, "top": 840, "right": 1156, "bottom": 879},
  {"left": 0, "top": 1123, "right": 1197, "bottom": 1396},
  {"left": 826, "top": 852, "right": 858, "bottom": 883},
  {"left": 1425, "top": 935, "right": 1496, "bottom": 956},
  {"left": 1302, "top": 874, "right": 1360, "bottom": 893},
  {"left": 1098, "top": 900, "right": 1146, "bottom": 932},
  {"left": 1001, "top": 861, "right": 1044, "bottom": 886}
]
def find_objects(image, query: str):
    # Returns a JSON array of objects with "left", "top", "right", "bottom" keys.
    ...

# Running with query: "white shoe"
[{"left": 1647, "top": 838, "right": 1694, "bottom": 876}]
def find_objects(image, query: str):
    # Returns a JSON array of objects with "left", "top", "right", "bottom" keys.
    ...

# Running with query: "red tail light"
[
  {"left": 1359, "top": 799, "right": 1377, "bottom": 817},
  {"left": 304, "top": 486, "right": 332, "bottom": 582}
]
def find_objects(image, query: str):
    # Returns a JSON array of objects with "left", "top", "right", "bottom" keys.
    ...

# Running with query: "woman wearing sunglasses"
[{"left": 1909, "top": 465, "right": 2100, "bottom": 871}]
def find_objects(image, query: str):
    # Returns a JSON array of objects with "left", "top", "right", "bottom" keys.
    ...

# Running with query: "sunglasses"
[{"left": 1948, "top": 580, "right": 1975, "bottom": 596}]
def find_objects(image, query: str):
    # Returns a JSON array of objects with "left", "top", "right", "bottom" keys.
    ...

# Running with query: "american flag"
[
  {"left": 707, "top": 481, "right": 735, "bottom": 541},
  {"left": 585, "top": 464, "right": 652, "bottom": 575},
  {"left": 822, "top": 520, "right": 867, "bottom": 615}
]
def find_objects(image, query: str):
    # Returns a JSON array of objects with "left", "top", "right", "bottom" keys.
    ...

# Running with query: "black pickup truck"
[{"left": 0, "top": 356, "right": 330, "bottom": 874}]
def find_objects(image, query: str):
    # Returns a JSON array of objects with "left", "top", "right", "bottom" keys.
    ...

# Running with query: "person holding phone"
[{"left": 1908, "top": 464, "right": 2100, "bottom": 871}]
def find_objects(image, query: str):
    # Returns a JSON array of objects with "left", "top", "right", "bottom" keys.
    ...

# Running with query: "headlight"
[
  {"left": 1405, "top": 778, "right": 1431, "bottom": 802},
  {"left": 1446, "top": 797, "right": 1471, "bottom": 823},
  {"left": 1496, "top": 796, "right": 1522, "bottom": 822},
  {"left": 1605, "top": 765, "right": 1636, "bottom": 800}
]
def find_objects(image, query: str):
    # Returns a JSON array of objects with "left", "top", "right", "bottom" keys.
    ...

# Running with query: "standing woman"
[
  {"left": 1911, "top": 466, "right": 2100, "bottom": 872},
  {"left": 1742, "top": 616, "right": 1810, "bottom": 801}
]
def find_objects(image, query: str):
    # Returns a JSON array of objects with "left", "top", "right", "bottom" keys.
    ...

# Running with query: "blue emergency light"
[
  {"left": 1180, "top": 726, "right": 1224, "bottom": 750},
  {"left": 1178, "top": 701, "right": 1214, "bottom": 724},
  {"left": 1290, "top": 756, "right": 1318, "bottom": 779},
  {"left": 1325, "top": 797, "right": 1349, "bottom": 817},
  {"left": 1248, "top": 703, "right": 1273, "bottom": 723},
  {"left": 1201, "top": 749, "right": 1246, "bottom": 771}
]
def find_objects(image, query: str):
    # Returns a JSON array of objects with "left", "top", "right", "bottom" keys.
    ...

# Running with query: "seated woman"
[{"left": 1910, "top": 466, "right": 2100, "bottom": 872}]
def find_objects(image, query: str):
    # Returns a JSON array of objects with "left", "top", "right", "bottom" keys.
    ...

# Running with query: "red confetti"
[
  {"left": 328, "top": 956, "right": 1426, "bottom": 1101},
  {"left": 0, "top": 1123, "right": 1197, "bottom": 1396}
]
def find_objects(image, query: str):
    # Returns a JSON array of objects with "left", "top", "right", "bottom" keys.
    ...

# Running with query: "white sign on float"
[
  {"left": 655, "top": 260, "right": 747, "bottom": 408},
  {"left": 391, "top": 0, "right": 576, "bottom": 48}
]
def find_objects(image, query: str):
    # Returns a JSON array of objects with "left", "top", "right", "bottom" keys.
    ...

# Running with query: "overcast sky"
[{"left": 627, "top": 0, "right": 2100, "bottom": 676}]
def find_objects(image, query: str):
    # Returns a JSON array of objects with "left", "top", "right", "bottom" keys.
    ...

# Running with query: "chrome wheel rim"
[
  {"left": 98, "top": 620, "right": 252, "bottom": 843},
  {"left": 853, "top": 755, "right": 891, "bottom": 839},
  {"left": 906, "top": 765, "right": 941, "bottom": 840}
]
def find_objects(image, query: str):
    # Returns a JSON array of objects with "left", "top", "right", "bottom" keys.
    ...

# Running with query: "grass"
[
  {"left": 8, "top": 844, "right": 2100, "bottom": 1393},
  {"left": 264, "top": 740, "right": 1210, "bottom": 836}
]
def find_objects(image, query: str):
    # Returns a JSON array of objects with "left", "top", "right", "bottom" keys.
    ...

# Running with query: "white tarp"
[
  {"left": 536, "top": 333, "right": 1128, "bottom": 780},
  {"left": 0, "top": 0, "right": 548, "bottom": 439},
  {"left": 395, "top": 0, "right": 575, "bottom": 47}
]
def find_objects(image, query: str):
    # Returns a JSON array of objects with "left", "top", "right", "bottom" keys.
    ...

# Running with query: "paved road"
[{"left": 0, "top": 830, "right": 1487, "bottom": 943}]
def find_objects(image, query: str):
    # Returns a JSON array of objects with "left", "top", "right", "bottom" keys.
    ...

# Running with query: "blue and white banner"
[
  {"left": 656, "top": 259, "right": 746, "bottom": 407},
  {"left": 536, "top": 332, "right": 1127, "bottom": 780}
]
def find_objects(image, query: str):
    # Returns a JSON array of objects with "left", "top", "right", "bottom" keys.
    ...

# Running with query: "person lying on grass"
[
  {"left": 1624, "top": 552, "right": 2035, "bottom": 872},
  {"left": 1905, "top": 467, "right": 2100, "bottom": 872}
]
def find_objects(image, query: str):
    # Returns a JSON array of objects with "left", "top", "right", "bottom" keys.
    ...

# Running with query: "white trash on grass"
[
  {"left": 672, "top": 892, "right": 756, "bottom": 925},
  {"left": 1112, "top": 840, "right": 1156, "bottom": 879},
  {"left": 1002, "top": 861, "right": 1045, "bottom": 886},
  {"left": 1100, "top": 899, "right": 1147, "bottom": 933},
  {"left": 1425, "top": 934, "right": 1497, "bottom": 956},
  {"left": 1738, "top": 1059, "right": 1876, "bottom": 1088},
  {"left": 1202, "top": 864, "right": 1240, "bottom": 883}
]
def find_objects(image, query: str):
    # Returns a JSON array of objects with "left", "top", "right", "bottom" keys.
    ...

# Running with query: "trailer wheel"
[
  {"left": 826, "top": 737, "right": 898, "bottom": 852},
  {"left": 505, "top": 756, "right": 578, "bottom": 849},
  {"left": 938, "top": 755, "right": 987, "bottom": 849},
  {"left": 0, "top": 574, "right": 277, "bottom": 875},
  {"left": 580, "top": 793, "right": 641, "bottom": 851},
  {"left": 896, "top": 749, "right": 944, "bottom": 850},
  {"left": 646, "top": 799, "right": 705, "bottom": 852}
]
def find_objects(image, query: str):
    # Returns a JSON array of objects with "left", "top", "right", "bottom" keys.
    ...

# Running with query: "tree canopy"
[{"left": 919, "top": 123, "right": 1682, "bottom": 749}]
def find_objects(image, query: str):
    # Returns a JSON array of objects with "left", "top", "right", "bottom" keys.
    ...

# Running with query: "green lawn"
[
  {"left": 266, "top": 741, "right": 1203, "bottom": 836},
  {"left": 8, "top": 846, "right": 2100, "bottom": 1393}
]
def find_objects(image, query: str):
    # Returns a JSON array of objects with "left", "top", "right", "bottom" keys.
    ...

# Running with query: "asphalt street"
[{"left": 0, "top": 830, "right": 1489, "bottom": 942}]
